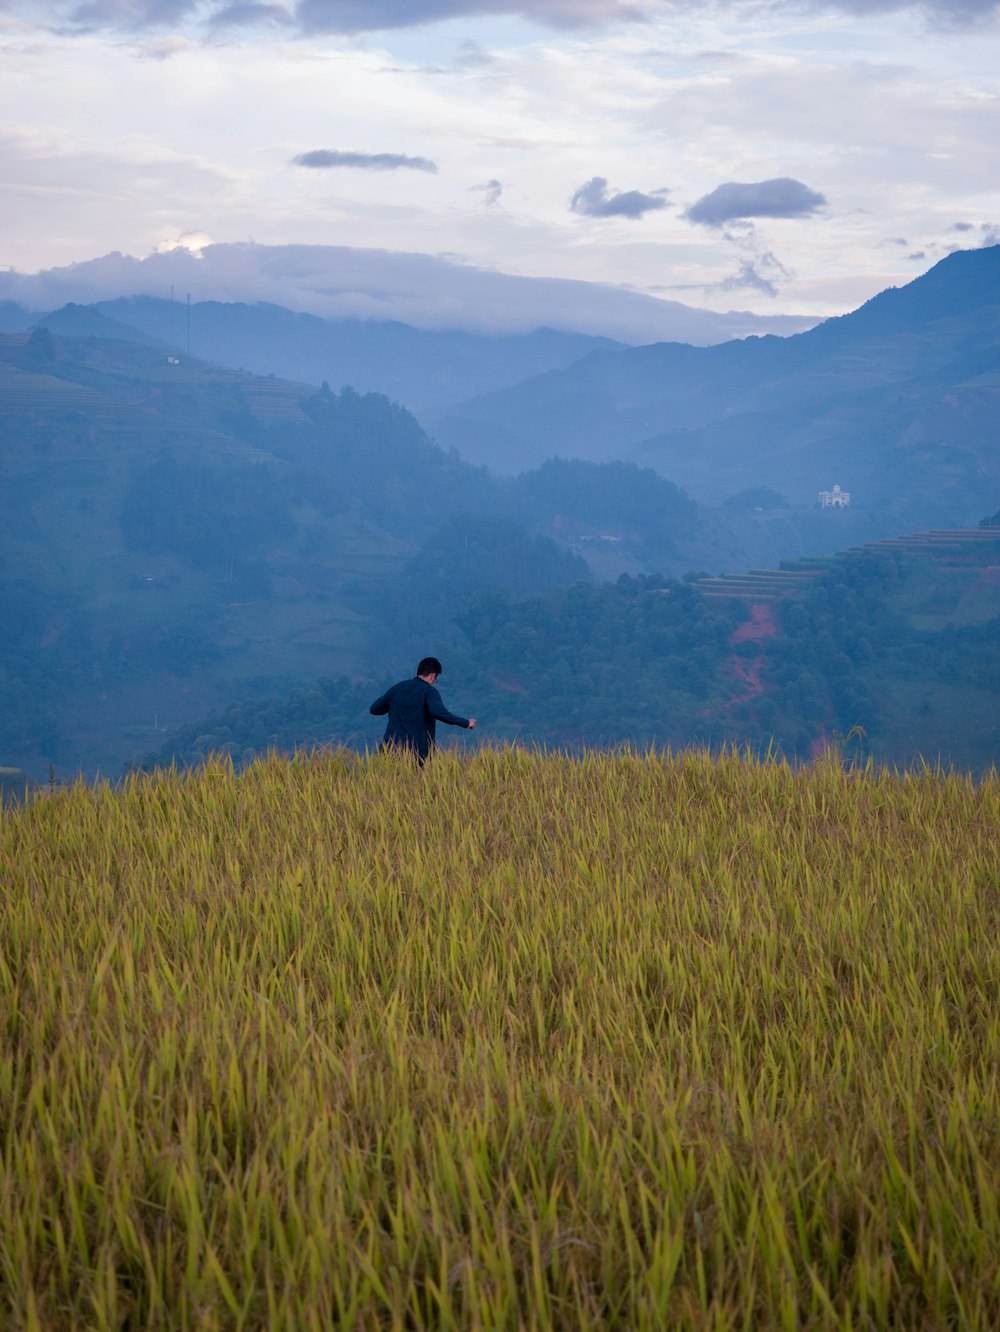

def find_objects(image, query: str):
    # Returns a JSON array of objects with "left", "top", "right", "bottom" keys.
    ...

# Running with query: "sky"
[{"left": 1, "top": 0, "right": 999, "bottom": 332}]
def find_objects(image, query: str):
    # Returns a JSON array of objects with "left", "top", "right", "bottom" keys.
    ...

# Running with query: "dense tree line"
[{"left": 139, "top": 545, "right": 999, "bottom": 773}]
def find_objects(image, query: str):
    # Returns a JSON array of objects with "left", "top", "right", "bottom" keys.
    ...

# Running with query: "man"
[{"left": 370, "top": 657, "right": 477, "bottom": 763}]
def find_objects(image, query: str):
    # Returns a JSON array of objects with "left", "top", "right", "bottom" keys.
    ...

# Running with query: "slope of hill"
[
  {"left": 5, "top": 326, "right": 754, "bottom": 780},
  {"left": 94, "top": 297, "right": 629, "bottom": 413},
  {"left": 0, "top": 328, "right": 512, "bottom": 777},
  {"left": 1, "top": 296, "right": 629, "bottom": 413},
  {"left": 5, "top": 304, "right": 996, "bottom": 782},
  {"left": 430, "top": 245, "right": 1000, "bottom": 528},
  {"left": 140, "top": 528, "right": 1000, "bottom": 777}
]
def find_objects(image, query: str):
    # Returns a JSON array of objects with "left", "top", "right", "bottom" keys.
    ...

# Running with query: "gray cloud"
[
  {"left": 715, "top": 249, "right": 790, "bottom": 298},
  {"left": 210, "top": 3, "right": 292, "bottom": 28},
  {"left": 686, "top": 178, "right": 826, "bottom": 227},
  {"left": 471, "top": 178, "right": 504, "bottom": 206},
  {"left": 13, "top": 0, "right": 1000, "bottom": 35},
  {"left": 53, "top": 0, "right": 196, "bottom": 31},
  {"left": 28, "top": 0, "right": 650, "bottom": 34},
  {"left": 570, "top": 176, "right": 669, "bottom": 220},
  {"left": 817, "top": 0, "right": 1000, "bottom": 23},
  {"left": 942, "top": 221, "right": 1000, "bottom": 246},
  {"left": 292, "top": 149, "right": 438, "bottom": 172},
  {"left": 293, "top": 0, "right": 649, "bottom": 33}
]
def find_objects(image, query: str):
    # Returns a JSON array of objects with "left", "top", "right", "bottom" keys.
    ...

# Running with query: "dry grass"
[{"left": 1, "top": 747, "right": 998, "bottom": 1329}]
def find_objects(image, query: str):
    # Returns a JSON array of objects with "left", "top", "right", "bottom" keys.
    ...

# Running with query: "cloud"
[
  {"left": 134, "top": 35, "right": 193, "bottom": 57},
  {"left": 291, "top": 149, "right": 438, "bottom": 172},
  {"left": 16, "top": 0, "right": 652, "bottom": 35},
  {"left": 471, "top": 178, "right": 504, "bottom": 206},
  {"left": 209, "top": 3, "right": 292, "bottom": 29},
  {"left": 715, "top": 248, "right": 790, "bottom": 298},
  {"left": 942, "top": 221, "right": 1000, "bottom": 247},
  {"left": 155, "top": 231, "right": 215, "bottom": 255},
  {"left": 13, "top": 0, "right": 1000, "bottom": 36},
  {"left": 815, "top": 0, "right": 1000, "bottom": 24},
  {"left": 570, "top": 176, "right": 669, "bottom": 220},
  {"left": 292, "top": 0, "right": 651, "bottom": 34},
  {"left": 0, "top": 241, "right": 818, "bottom": 343},
  {"left": 685, "top": 178, "right": 827, "bottom": 227},
  {"left": 50, "top": 0, "right": 198, "bottom": 31}
]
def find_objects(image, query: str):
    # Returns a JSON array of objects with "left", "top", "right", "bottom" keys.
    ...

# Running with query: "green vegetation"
[
  {"left": 2, "top": 748, "right": 998, "bottom": 1328},
  {"left": 2, "top": 323, "right": 997, "bottom": 782},
  {"left": 143, "top": 541, "right": 1000, "bottom": 775},
  {"left": 0, "top": 335, "right": 487, "bottom": 776}
]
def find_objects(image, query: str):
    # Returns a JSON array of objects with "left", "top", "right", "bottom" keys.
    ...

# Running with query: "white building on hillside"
[{"left": 819, "top": 484, "right": 850, "bottom": 508}]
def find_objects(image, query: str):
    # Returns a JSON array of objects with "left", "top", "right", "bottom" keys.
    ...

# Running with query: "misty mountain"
[
  {"left": 3, "top": 290, "right": 994, "bottom": 781},
  {"left": 95, "top": 297, "right": 628, "bottom": 413},
  {"left": 0, "top": 241, "right": 817, "bottom": 347},
  {"left": 430, "top": 245, "right": 1000, "bottom": 528},
  {"left": 0, "top": 325, "right": 728, "bottom": 778},
  {"left": 33, "top": 303, "right": 169, "bottom": 348},
  {"left": 0, "top": 327, "right": 508, "bottom": 777},
  {"left": 0, "top": 296, "right": 625, "bottom": 413}
]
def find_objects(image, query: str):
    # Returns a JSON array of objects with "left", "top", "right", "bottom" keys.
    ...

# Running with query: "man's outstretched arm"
[{"left": 425, "top": 687, "right": 475, "bottom": 728}]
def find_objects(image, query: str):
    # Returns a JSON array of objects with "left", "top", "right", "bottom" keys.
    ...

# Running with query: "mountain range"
[
  {"left": 1, "top": 242, "right": 998, "bottom": 779},
  {"left": 16, "top": 298, "right": 626, "bottom": 415},
  {"left": 429, "top": 244, "right": 1000, "bottom": 530}
]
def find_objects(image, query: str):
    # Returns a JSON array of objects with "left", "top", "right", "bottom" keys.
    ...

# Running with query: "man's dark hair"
[{"left": 417, "top": 656, "right": 443, "bottom": 677}]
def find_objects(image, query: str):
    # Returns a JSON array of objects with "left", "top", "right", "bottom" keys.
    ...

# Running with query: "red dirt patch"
[
  {"left": 493, "top": 677, "right": 528, "bottom": 694},
  {"left": 730, "top": 602, "right": 778, "bottom": 646}
]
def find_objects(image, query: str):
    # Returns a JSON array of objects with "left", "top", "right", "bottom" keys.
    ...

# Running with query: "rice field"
[{"left": 1, "top": 747, "right": 998, "bottom": 1329}]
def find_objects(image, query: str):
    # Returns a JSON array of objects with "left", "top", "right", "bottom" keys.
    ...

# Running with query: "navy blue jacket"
[{"left": 370, "top": 677, "right": 470, "bottom": 760}]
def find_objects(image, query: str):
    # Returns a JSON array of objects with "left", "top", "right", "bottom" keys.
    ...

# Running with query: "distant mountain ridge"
[
  {"left": 93, "top": 298, "right": 627, "bottom": 413},
  {"left": 430, "top": 244, "right": 1000, "bottom": 529}
]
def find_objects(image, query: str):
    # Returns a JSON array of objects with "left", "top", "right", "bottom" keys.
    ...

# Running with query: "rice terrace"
[{"left": 2, "top": 745, "right": 998, "bottom": 1329}]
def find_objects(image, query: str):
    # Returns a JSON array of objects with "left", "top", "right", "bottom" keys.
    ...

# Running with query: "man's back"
[{"left": 370, "top": 673, "right": 471, "bottom": 760}]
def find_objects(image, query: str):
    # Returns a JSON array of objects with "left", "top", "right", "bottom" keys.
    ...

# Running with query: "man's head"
[{"left": 416, "top": 656, "right": 442, "bottom": 683}]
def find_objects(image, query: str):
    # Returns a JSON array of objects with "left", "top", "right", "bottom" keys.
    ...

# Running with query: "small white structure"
[
  {"left": 819, "top": 484, "right": 850, "bottom": 509},
  {"left": 167, "top": 356, "right": 180, "bottom": 365}
]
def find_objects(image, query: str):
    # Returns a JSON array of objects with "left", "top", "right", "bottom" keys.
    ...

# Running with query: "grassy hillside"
[{"left": 2, "top": 748, "right": 998, "bottom": 1328}]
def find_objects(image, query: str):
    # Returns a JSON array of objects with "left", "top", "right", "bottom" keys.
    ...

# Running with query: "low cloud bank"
[{"left": 0, "top": 241, "right": 817, "bottom": 343}]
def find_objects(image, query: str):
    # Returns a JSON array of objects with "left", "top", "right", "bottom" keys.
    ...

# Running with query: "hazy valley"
[{"left": 1, "top": 246, "right": 998, "bottom": 783}]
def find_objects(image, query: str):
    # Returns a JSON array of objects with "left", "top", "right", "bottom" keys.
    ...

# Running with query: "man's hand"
[{"left": 468, "top": 718, "right": 477, "bottom": 730}]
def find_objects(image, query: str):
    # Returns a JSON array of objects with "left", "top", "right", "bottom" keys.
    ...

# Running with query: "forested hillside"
[
  {"left": 0, "top": 329, "right": 497, "bottom": 775},
  {"left": 3, "top": 272, "right": 998, "bottom": 782},
  {"left": 140, "top": 534, "right": 1000, "bottom": 776},
  {"left": 2, "top": 321, "right": 891, "bottom": 780}
]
